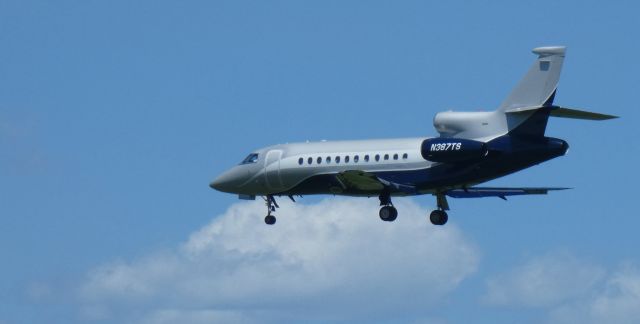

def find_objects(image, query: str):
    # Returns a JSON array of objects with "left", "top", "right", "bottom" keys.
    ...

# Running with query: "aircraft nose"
[{"left": 210, "top": 170, "right": 241, "bottom": 193}]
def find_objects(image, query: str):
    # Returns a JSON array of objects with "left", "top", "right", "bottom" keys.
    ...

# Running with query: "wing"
[
  {"left": 336, "top": 170, "right": 416, "bottom": 194},
  {"left": 337, "top": 170, "right": 385, "bottom": 191},
  {"left": 446, "top": 187, "right": 570, "bottom": 200}
]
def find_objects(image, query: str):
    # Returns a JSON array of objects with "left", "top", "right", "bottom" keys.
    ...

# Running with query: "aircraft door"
[{"left": 264, "top": 150, "right": 283, "bottom": 190}]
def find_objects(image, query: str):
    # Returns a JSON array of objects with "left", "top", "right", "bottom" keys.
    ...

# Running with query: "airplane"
[{"left": 210, "top": 46, "right": 617, "bottom": 225}]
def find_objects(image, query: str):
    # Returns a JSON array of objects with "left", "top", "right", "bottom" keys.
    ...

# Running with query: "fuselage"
[
  {"left": 210, "top": 134, "right": 569, "bottom": 197},
  {"left": 212, "top": 137, "right": 428, "bottom": 195}
]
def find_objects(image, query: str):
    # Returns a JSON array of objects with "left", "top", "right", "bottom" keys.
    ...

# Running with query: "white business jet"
[{"left": 210, "top": 46, "right": 616, "bottom": 225}]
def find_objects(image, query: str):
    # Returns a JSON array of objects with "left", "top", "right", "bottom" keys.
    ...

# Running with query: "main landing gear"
[
  {"left": 378, "top": 192, "right": 398, "bottom": 222},
  {"left": 377, "top": 191, "right": 451, "bottom": 225},
  {"left": 429, "top": 193, "right": 449, "bottom": 225},
  {"left": 263, "top": 195, "right": 278, "bottom": 225},
  {"left": 429, "top": 210, "right": 448, "bottom": 225}
]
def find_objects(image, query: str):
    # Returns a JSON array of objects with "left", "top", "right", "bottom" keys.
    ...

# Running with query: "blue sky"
[{"left": 1, "top": 0, "right": 639, "bottom": 323}]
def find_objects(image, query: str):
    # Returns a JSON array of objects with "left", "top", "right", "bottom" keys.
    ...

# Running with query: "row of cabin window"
[{"left": 298, "top": 153, "right": 408, "bottom": 166}]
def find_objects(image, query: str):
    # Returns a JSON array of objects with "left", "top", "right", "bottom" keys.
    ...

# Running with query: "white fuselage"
[{"left": 211, "top": 137, "right": 435, "bottom": 196}]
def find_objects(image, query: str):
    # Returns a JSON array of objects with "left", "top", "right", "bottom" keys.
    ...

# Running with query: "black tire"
[
  {"left": 388, "top": 206, "right": 398, "bottom": 222},
  {"left": 430, "top": 210, "right": 448, "bottom": 225},
  {"left": 439, "top": 211, "right": 448, "bottom": 225},
  {"left": 379, "top": 206, "right": 398, "bottom": 222},
  {"left": 379, "top": 206, "right": 390, "bottom": 221},
  {"left": 429, "top": 210, "right": 439, "bottom": 225},
  {"left": 264, "top": 215, "right": 276, "bottom": 225}
]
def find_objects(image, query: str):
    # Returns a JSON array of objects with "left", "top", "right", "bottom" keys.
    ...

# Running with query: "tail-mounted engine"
[
  {"left": 421, "top": 138, "right": 488, "bottom": 163},
  {"left": 433, "top": 111, "right": 499, "bottom": 139}
]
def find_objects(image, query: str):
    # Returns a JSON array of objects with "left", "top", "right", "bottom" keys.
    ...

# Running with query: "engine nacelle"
[
  {"left": 421, "top": 138, "right": 488, "bottom": 163},
  {"left": 433, "top": 111, "right": 497, "bottom": 139}
]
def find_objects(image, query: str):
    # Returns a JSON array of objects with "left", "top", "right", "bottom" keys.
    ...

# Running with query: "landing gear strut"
[
  {"left": 430, "top": 193, "right": 449, "bottom": 225},
  {"left": 378, "top": 192, "right": 397, "bottom": 222},
  {"left": 263, "top": 195, "right": 278, "bottom": 225}
]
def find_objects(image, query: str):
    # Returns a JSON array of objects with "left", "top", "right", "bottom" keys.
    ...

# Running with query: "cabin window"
[
  {"left": 375, "top": 154, "right": 380, "bottom": 162},
  {"left": 393, "top": 154, "right": 398, "bottom": 160},
  {"left": 384, "top": 154, "right": 389, "bottom": 160},
  {"left": 317, "top": 157, "right": 322, "bottom": 164},
  {"left": 354, "top": 155, "right": 359, "bottom": 163},
  {"left": 364, "top": 155, "right": 370, "bottom": 162},
  {"left": 335, "top": 156, "right": 341, "bottom": 163},
  {"left": 345, "top": 156, "right": 350, "bottom": 163},
  {"left": 298, "top": 157, "right": 303, "bottom": 165},
  {"left": 307, "top": 157, "right": 313, "bottom": 165},
  {"left": 402, "top": 153, "right": 408, "bottom": 159},
  {"left": 326, "top": 156, "right": 331, "bottom": 163}
]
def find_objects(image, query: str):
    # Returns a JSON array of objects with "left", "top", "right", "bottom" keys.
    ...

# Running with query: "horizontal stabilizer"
[
  {"left": 446, "top": 187, "right": 570, "bottom": 199},
  {"left": 549, "top": 107, "right": 618, "bottom": 120},
  {"left": 506, "top": 105, "right": 618, "bottom": 121}
]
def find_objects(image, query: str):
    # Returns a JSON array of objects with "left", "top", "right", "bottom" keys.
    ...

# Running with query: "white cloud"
[
  {"left": 549, "top": 264, "right": 640, "bottom": 324},
  {"left": 80, "top": 198, "right": 479, "bottom": 323},
  {"left": 483, "top": 251, "right": 640, "bottom": 324},
  {"left": 482, "top": 251, "right": 605, "bottom": 307}
]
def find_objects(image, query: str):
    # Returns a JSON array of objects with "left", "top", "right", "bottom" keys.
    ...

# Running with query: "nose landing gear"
[
  {"left": 263, "top": 195, "right": 279, "bottom": 225},
  {"left": 264, "top": 214, "right": 276, "bottom": 225}
]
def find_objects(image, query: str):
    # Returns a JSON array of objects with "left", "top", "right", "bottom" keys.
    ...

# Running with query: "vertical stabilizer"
[
  {"left": 499, "top": 46, "right": 566, "bottom": 111},
  {"left": 433, "top": 46, "right": 615, "bottom": 141}
]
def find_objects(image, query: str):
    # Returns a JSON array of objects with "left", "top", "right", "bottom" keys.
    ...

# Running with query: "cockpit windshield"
[{"left": 240, "top": 153, "right": 259, "bottom": 165}]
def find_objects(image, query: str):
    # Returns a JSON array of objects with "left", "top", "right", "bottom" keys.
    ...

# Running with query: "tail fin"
[
  {"left": 433, "top": 46, "right": 616, "bottom": 141},
  {"left": 499, "top": 46, "right": 566, "bottom": 111},
  {"left": 500, "top": 46, "right": 617, "bottom": 137}
]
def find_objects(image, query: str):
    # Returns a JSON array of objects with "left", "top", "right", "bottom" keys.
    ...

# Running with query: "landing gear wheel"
[
  {"left": 379, "top": 206, "right": 398, "bottom": 222},
  {"left": 262, "top": 195, "right": 279, "bottom": 225},
  {"left": 264, "top": 215, "right": 276, "bottom": 225},
  {"left": 429, "top": 210, "right": 448, "bottom": 225}
]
